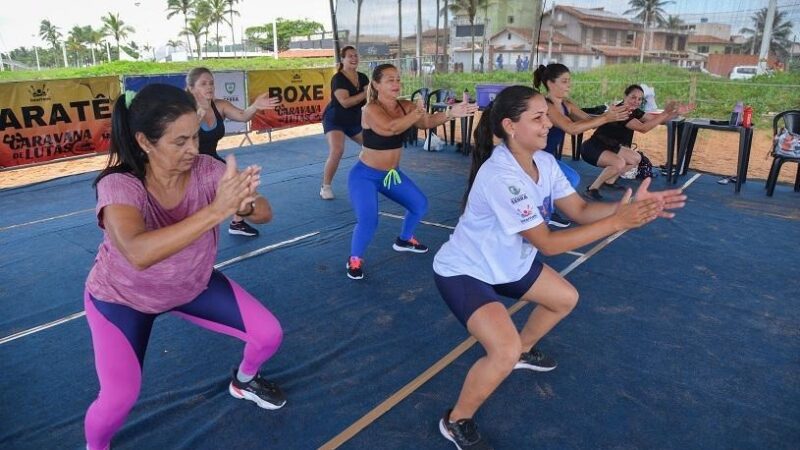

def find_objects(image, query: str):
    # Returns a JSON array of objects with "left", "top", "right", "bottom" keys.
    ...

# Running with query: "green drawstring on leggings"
[{"left": 382, "top": 168, "right": 402, "bottom": 189}]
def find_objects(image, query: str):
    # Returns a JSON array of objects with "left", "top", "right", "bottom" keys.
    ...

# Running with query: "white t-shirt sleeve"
[{"left": 482, "top": 174, "right": 545, "bottom": 235}]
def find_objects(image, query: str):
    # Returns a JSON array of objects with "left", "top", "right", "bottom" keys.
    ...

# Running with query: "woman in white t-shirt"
[{"left": 432, "top": 85, "right": 687, "bottom": 449}]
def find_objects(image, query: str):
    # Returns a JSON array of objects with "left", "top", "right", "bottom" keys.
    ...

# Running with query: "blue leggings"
[{"left": 348, "top": 160, "right": 428, "bottom": 257}]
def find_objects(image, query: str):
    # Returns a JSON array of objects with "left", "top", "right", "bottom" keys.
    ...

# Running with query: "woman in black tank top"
[
  {"left": 187, "top": 67, "right": 280, "bottom": 237},
  {"left": 344, "top": 63, "right": 477, "bottom": 280}
]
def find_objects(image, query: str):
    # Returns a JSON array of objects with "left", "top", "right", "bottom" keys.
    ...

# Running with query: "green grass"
[{"left": 2, "top": 61, "right": 798, "bottom": 128}]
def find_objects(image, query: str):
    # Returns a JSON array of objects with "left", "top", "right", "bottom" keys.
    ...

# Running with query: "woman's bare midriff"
[{"left": 359, "top": 147, "right": 403, "bottom": 170}]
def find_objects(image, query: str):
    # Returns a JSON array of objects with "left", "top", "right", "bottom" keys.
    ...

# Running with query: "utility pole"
[
  {"left": 547, "top": 2, "right": 556, "bottom": 64},
  {"left": 416, "top": 0, "right": 422, "bottom": 76},
  {"left": 529, "top": 0, "right": 543, "bottom": 72},
  {"left": 62, "top": 41, "right": 68, "bottom": 67},
  {"left": 757, "top": 0, "right": 777, "bottom": 75},
  {"left": 273, "top": 20, "right": 279, "bottom": 59}
]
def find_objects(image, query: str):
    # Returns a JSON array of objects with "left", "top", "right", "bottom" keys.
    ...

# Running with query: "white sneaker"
[{"left": 320, "top": 185, "right": 334, "bottom": 200}]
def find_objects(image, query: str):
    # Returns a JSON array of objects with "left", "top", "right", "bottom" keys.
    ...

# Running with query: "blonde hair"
[{"left": 186, "top": 67, "right": 213, "bottom": 91}]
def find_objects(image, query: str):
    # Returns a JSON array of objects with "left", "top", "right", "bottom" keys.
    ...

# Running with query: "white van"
[{"left": 729, "top": 66, "right": 758, "bottom": 80}]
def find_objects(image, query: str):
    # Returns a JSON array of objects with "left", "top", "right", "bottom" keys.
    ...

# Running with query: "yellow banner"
[
  {"left": 247, "top": 68, "right": 335, "bottom": 131},
  {"left": 0, "top": 76, "right": 120, "bottom": 168}
]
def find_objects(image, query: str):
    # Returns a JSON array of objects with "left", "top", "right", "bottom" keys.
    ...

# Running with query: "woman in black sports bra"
[
  {"left": 187, "top": 67, "right": 279, "bottom": 237},
  {"left": 345, "top": 63, "right": 477, "bottom": 280}
]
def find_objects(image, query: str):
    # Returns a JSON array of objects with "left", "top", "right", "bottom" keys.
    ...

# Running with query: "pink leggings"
[{"left": 84, "top": 271, "right": 282, "bottom": 450}]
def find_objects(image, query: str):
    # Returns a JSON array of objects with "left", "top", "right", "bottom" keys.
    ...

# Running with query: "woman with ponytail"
[
  {"left": 345, "top": 63, "right": 477, "bottom": 280},
  {"left": 320, "top": 46, "right": 370, "bottom": 200},
  {"left": 85, "top": 84, "right": 286, "bottom": 450},
  {"left": 533, "top": 63, "right": 628, "bottom": 224},
  {"left": 432, "top": 85, "right": 686, "bottom": 449}
]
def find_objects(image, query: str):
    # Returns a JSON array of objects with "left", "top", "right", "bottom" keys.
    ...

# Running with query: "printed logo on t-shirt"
[
  {"left": 516, "top": 204, "right": 539, "bottom": 223},
  {"left": 507, "top": 184, "right": 528, "bottom": 205}
]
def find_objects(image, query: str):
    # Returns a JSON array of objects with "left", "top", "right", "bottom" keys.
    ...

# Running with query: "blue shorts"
[
  {"left": 323, "top": 114, "right": 362, "bottom": 138},
  {"left": 434, "top": 261, "right": 544, "bottom": 327}
]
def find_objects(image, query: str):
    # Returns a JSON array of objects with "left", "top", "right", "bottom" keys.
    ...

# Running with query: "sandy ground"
[{"left": 1, "top": 117, "right": 796, "bottom": 190}]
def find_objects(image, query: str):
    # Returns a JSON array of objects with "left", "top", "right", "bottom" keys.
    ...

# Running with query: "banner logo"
[
  {"left": 225, "top": 82, "right": 235, "bottom": 94},
  {"left": 29, "top": 84, "right": 51, "bottom": 102}
]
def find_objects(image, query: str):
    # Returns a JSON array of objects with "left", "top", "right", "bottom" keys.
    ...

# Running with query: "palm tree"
[
  {"left": 740, "top": 7, "right": 794, "bottom": 58},
  {"left": 205, "top": 0, "right": 229, "bottom": 57},
  {"left": 38, "top": 19, "right": 62, "bottom": 66},
  {"left": 448, "top": 0, "right": 480, "bottom": 72},
  {"left": 167, "top": 0, "right": 196, "bottom": 56},
  {"left": 625, "top": 0, "right": 672, "bottom": 27},
  {"left": 195, "top": 0, "right": 213, "bottom": 56},
  {"left": 181, "top": 17, "right": 207, "bottom": 59},
  {"left": 398, "top": 0, "right": 403, "bottom": 67},
  {"left": 664, "top": 14, "right": 684, "bottom": 31},
  {"left": 68, "top": 26, "right": 88, "bottom": 66},
  {"left": 625, "top": 0, "right": 673, "bottom": 62},
  {"left": 438, "top": 0, "right": 449, "bottom": 72},
  {"left": 224, "top": 0, "right": 240, "bottom": 56},
  {"left": 86, "top": 27, "right": 104, "bottom": 65},
  {"left": 101, "top": 12, "right": 135, "bottom": 60}
]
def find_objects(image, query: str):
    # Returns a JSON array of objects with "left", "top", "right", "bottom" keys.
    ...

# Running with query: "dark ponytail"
[
  {"left": 94, "top": 84, "right": 197, "bottom": 187},
  {"left": 532, "top": 63, "right": 569, "bottom": 91},
  {"left": 464, "top": 85, "right": 541, "bottom": 207}
]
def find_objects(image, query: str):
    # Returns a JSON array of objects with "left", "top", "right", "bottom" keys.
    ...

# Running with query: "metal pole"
[
  {"left": 0, "top": 53, "right": 4, "bottom": 72},
  {"left": 757, "top": 0, "right": 777, "bottom": 74},
  {"left": 62, "top": 42, "right": 68, "bottom": 67},
  {"left": 34, "top": 46, "right": 40, "bottom": 70},
  {"left": 529, "top": 0, "right": 543, "bottom": 72},
  {"left": 273, "top": 20, "right": 279, "bottom": 59},
  {"left": 329, "top": 0, "right": 341, "bottom": 66},
  {"left": 416, "top": 0, "right": 422, "bottom": 76}
]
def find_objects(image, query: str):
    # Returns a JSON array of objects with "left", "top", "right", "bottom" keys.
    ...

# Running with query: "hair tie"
[{"left": 125, "top": 90, "right": 137, "bottom": 108}]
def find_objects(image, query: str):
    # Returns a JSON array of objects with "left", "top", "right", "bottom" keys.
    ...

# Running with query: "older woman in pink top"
[{"left": 83, "top": 84, "right": 285, "bottom": 450}]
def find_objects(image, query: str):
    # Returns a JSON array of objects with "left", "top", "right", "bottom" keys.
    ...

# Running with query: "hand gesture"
[
  {"left": 633, "top": 177, "right": 686, "bottom": 219},
  {"left": 450, "top": 99, "right": 479, "bottom": 118},
  {"left": 676, "top": 103, "right": 695, "bottom": 116},
  {"left": 252, "top": 93, "right": 281, "bottom": 110},
  {"left": 414, "top": 98, "right": 426, "bottom": 118},
  {"left": 613, "top": 186, "right": 662, "bottom": 230},
  {"left": 604, "top": 103, "right": 629, "bottom": 122},
  {"left": 212, "top": 154, "right": 261, "bottom": 218}
]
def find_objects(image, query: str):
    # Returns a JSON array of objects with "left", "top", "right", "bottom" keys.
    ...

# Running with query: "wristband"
[{"left": 445, "top": 106, "right": 452, "bottom": 119}]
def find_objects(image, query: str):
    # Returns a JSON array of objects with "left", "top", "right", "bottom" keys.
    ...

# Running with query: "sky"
[
  {"left": 1, "top": 0, "right": 798, "bottom": 53},
  {"left": 0, "top": 0, "right": 333, "bottom": 52}
]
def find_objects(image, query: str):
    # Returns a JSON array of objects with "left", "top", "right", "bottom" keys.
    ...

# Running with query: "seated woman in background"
[
  {"left": 580, "top": 84, "right": 693, "bottom": 200},
  {"left": 533, "top": 63, "right": 628, "bottom": 226}
]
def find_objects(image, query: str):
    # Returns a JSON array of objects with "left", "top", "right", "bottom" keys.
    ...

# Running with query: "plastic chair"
[
  {"left": 426, "top": 88, "right": 455, "bottom": 145},
  {"left": 766, "top": 109, "right": 800, "bottom": 196},
  {"left": 405, "top": 88, "right": 429, "bottom": 147}
]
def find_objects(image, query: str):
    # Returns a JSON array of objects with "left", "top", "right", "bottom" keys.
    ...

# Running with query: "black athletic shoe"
[
  {"left": 514, "top": 347, "right": 557, "bottom": 372},
  {"left": 439, "top": 409, "right": 493, "bottom": 450},
  {"left": 229, "top": 369, "right": 286, "bottom": 410},
  {"left": 584, "top": 187, "right": 603, "bottom": 201},
  {"left": 548, "top": 211, "right": 571, "bottom": 228},
  {"left": 392, "top": 236, "right": 429, "bottom": 253},
  {"left": 602, "top": 181, "right": 627, "bottom": 190},
  {"left": 347, "top": 256, "right": 364, "bottom": 280},
  {"left": 228, "top": 220, "right": 259, "bottom": 237}
]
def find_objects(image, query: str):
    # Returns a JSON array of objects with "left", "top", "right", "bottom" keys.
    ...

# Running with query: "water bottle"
[
  {"left": 730, "top": 101, "right": 743, "bottom": 126},
  {"left": 742, "top": 105, "right": 753, "bottom": 128}
]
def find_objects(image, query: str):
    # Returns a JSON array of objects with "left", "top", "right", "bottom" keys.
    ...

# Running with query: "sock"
[{"left": 236, "top": 365, "right": 255, "bottom": 383}]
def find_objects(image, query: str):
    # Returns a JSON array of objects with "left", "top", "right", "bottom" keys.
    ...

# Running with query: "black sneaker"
[
  {"left": 228, "top": 220, "right": 259, "bottom": 237},
  {"left": 584, "top": 187, "right": 603, "bottom": 201},
  {"left": 347, "top": 256, "right": 364, "bottom": 280},
  {"left": 548, "top": 211, "right": 571, "bottom": 228},
  {"left": 228, "top": 369, "right": 286, "bottom": 410},
  {"left": 392, "top": 236, "right": 429, "bottom": 253},
  {"left": 438, "top": 409, "right": 492, "bottom": 450},
  {"left": 514, "top": 347, "right": 557, "bottom": 372},
  {"left": 602, "top": 181, "right": 627, "bottom": 190}
]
